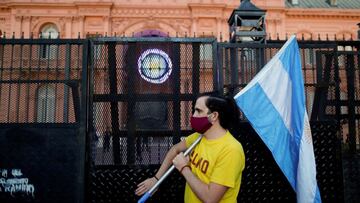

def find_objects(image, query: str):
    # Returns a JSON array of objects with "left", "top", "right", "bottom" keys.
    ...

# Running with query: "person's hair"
[{"left": 197, "top": 92, "right": 240, "bottom": 132}]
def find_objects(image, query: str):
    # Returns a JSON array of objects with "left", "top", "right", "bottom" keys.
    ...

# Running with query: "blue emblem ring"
[{"left": 137, "top": 49, "right": 173, "bottom": 84}]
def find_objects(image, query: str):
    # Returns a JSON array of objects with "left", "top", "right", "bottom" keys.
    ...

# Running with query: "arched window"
[
  {"left": 40, "top": 23, "right": 59, "bottom": 59},
  {"left": 37, "top": 85, "right": 55, "bottom": 123},
  {"left": 41, "top": 23, "right": 59, "bottom": 39}
]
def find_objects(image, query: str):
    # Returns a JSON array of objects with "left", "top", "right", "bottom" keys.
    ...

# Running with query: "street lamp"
[{"left": 228, "top": 0, "right": 266, "bottom": 43}]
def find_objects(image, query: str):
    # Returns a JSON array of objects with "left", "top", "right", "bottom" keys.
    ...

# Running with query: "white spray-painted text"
[{"left": 0, "top": 169, "right": 35, "bottom": 197}]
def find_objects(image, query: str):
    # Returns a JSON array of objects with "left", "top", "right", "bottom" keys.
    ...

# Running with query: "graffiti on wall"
[{"left": 0, "top": 168, "right": 35, "bottom": 197}]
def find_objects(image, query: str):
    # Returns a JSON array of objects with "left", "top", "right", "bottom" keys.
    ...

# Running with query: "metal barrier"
[
  {"left": 89, "top": 121, "right": 342, "bottom": 202},
  {"left": 0, "top": 38, "right": 89, "bottom": 203},
  {"left": 1, "top": 36, "right": 358, "bottom": 202}
]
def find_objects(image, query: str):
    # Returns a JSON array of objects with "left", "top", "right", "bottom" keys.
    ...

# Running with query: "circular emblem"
[{"left": 137, "top": 49, "right": 172, "bottom": 84}]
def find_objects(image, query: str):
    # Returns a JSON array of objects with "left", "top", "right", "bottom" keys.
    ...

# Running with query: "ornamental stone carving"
[
  {"left": 79, "top": 8, "right": 109, "bottom": 15},
  {"left": 59, "top": 18, "right": 66, "bottom": 30},
  {"left": 15, "top": 16, "right": 22, "bottom": 22},
  {"left": 111, "top": 18, "right": 132, "bottom": 31},
  {"left": 73, "top": 16, "right": 85, "bottom": 23},
  {"left": 111, "top": 8, "right": 190, "bottom": 17},
  {"left": 143, "top": 19, "right": 158, "bottom": 29},
  {"left": 169, "top": 19, "right": 191, "bottom": 33},
  {"left": 84, "top": 17, "right": 104, "bottom": 29},
  {"left": 23, "top": 16, "right": 31, "bottom": 21}
]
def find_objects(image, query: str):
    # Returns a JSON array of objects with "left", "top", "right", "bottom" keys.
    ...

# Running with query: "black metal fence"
[
  {"left": 89, "top": 37, "right": 217, "bottom": 166},
  {"left": 90, "top": 121, "right": 342, "bottom": 203},
  {"left": 88, "top": 38, "right": 360, "bottom": 154},
  {"left": 0, "top": 38, "right": 87, "bottom": 124},
  {"left": 88, "top": 37, "right": 359, "bottom": 202},
  {"left": 0, "top": 38, "right": 89, "bottom": 202},
  {"left": 0, "top": 36, "right": 359, "bottom": 202}
]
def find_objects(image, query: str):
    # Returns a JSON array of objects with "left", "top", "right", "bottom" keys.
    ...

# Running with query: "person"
[
  {"left": 135, "top": 93, "right": 245, "bottom": 203},
  {"left": 103, "top": 127, "right": 111, "bottom": 153},
  {"left": 90, "top": 126, "right": 99, "bottom": 165}
]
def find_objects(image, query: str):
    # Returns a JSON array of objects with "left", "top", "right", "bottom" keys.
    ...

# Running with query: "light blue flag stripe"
[
  {"left": 237, "top": 83, "right": 297, "bottom": 187},
  {"left": 234, "top": 36, "right": 321, "bottom": 203}
]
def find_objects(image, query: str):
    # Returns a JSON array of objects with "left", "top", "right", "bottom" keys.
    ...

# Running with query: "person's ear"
[{"left": 210, "top": 112, "right": 219, "bottom": 123}]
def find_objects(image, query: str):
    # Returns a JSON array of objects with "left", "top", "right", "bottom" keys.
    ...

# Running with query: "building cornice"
[
  {"left": 74, "top": 2, "right": 113, "bottom": 7},
  {"left": 188, "top": 3, "right": 227, "bottom": 8},
  {"left": 3, "top": 2, "right": 114, "bottom": 8},
  {"left": 4, "top": 2, "right": 75, "bottom": 8},
  {"left": 264, "top": 7, "right": 286, "bottom": 12},
  {"left": 286, "top": 8, "right": 360, "bottom": 18},
  {"left": 0, "top": 3, "right": 235, "bottom": 21}
]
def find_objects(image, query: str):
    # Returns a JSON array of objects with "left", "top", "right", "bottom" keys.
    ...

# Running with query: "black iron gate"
[{"left": 0, "top": 38, "right": 89, "bottom": 203}]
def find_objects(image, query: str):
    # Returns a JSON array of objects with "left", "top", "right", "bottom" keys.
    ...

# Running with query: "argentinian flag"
[{"left": 234, "top": 36, "right": 321, "bottom": 203}]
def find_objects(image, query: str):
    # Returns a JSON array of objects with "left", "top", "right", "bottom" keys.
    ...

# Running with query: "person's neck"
[{"left": 203, "top": 124, "right": 227, "bottom": 140}]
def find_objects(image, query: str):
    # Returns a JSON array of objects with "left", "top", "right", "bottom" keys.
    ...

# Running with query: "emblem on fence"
[{"left": 137, "top": 48, "right": 172, "bottom": 84}]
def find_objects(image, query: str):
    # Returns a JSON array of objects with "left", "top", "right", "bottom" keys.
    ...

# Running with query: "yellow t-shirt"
[{"left": 184, "top": 131, "right": 245, "bottom": 203}]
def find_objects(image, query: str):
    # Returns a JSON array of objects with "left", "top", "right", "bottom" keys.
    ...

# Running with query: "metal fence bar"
[{"left": 346, "top": 54, "right": 357, "bottom": 153}]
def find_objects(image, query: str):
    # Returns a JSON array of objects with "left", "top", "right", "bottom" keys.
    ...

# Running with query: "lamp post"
[
  {"left": 225, "top": 0, "right": 267, "bottom": 96},
  {"left": 228, "top": 0, "right": 266, "bottom": 43}
]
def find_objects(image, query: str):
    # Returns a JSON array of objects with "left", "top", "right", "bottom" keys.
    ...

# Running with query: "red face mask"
[{"left": 190, "top": 116, "right": 212, "bottom": 134}]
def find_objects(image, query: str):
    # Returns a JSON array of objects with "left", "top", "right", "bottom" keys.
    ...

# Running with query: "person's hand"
[
  {"left": 172, "top": 152, "right": 190, "bottom": 172},
  {"left": 135, "top": 177, "right": 157, "bottom": 196}
]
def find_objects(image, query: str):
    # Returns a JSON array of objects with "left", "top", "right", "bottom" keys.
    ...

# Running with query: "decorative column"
[
  {"left": 14, "top": 16, "right": 22, "bottom": 38},
  {"left": 22, "top": 16, "right": 31, "bottom": 38},
  {"left": 266, "top": 18, "right": 277, "bottom": 39},
  {"left": 216, "top": 17, "right": 222, "bottom": 40},
  {"left": 103, "top": 16, "right": 110, "bottom": 36},
  {"left": 65, "top": 17, "right": 73, "bottom": 38},
  {"left": 77, "top": 16, "right": 85, "bottom": 38},
  {"left": 191, "top": 17, "right": 198, "bottom": 35},
  {"left": 276, "top": 13, "right": 285, "bottom": 40}
]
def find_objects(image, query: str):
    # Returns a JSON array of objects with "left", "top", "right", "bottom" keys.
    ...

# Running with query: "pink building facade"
[{"left": 0, "top": 0, "right": 359, "bottom": 40}]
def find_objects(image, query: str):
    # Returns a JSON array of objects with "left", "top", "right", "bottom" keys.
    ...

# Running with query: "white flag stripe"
[
  {"left": 258, "top": 60, "right": 293, "bottom": 134},
  {"left": 235, "top": 58, "right": 275, "bottom": 97},
  {"left": 297, "top": 113, "right": 318, "bottom": 203},
  {"left": 235, "top": 34, "right": 296, "bottom": 97}
]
